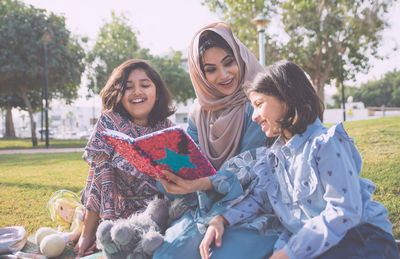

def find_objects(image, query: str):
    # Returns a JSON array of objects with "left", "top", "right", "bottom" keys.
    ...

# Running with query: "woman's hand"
[
  {"left": 269, "top": 249, "right": 289, "bottom": 259},
  {"left": 199, "top": 214, "right": 228, "bottom": 259},
  {"left": 158, "top": 169, "right": 213, "bottom": 194}
]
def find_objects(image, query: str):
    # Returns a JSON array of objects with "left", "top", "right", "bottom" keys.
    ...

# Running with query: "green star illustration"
[{"left": 156, "top": 148, "right": 195, "bottom": 172}]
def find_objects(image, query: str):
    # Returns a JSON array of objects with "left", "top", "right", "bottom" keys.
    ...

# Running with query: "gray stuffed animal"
[{"left": 96, "top": 196, "right": 189, "bottom": 259}]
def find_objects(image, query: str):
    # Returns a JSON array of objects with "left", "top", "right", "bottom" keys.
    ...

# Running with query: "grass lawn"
[
  {"left": 0, "top": 152, "right": 88, "bottom": 234},
  {"left": 0, "top": 138, "right": 87, "bottom": 150},
  {"left": 0, "top": 116, "right": 399, "bottom": 239}
]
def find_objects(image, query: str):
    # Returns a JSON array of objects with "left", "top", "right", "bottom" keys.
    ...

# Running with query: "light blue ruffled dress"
[{"left": 153, "top": 103, "right": 281, "bottom": 259}]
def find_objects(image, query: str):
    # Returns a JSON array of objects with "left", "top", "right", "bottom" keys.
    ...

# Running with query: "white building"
[{"left": 0, "top": 99, "right": 191, "bottom": 139}]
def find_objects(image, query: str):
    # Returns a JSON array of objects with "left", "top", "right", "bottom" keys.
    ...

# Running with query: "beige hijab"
[{"left": 188, "top": 22, "right": 263, "bottom": 170}]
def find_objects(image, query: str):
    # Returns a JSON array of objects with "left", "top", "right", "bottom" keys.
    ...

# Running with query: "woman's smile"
[{"left": 202, "top": 46, "right": 239, "bottom": 96}]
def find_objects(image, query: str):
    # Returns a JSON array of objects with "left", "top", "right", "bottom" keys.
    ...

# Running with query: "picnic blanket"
[
  {"left": 20, "top": 235, "right": 105, "bottom": 259},
  {"left": 21, "top": 238, "right": 75, "bottom": 259}
]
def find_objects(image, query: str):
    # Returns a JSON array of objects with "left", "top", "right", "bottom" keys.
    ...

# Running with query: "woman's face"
[
  {"left": 249, "top": 91, "right": 287, "bottom": 138},
  {"left": 202, "top": 46, "right": 239, "bottom": 96},
  {"left": 121, "top": 68, "right": 157, "bottom": 126}
]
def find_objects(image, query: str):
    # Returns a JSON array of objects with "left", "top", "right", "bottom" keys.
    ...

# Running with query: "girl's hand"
[
  {"left": 199, "top": 215, "right": 228, "bottom": 259},
  {"left": 74, "top": 210, "right": 99, "bottom": 258},
  {"left": 158, "top": 169, "right": 213, "bottom": 194},
  {"left": 269, "top": 249, "right": 289, "bottom": 259},
  {"left": 74, "top": 233, "right": 96, "bottom": 258}
]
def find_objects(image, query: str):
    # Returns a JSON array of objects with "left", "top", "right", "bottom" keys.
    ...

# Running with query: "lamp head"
[
  {"left": 42, "top": 27, "right": 52, "bottom": 45},
  {"left": 252, "top": 13, "right": 270, "bottom": 32}
]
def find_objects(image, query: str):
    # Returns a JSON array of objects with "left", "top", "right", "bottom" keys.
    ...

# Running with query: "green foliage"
[
  {"left": 86, "top": 12, "right": 194, "bottom": 104},
  {"left": 353, "top": 69, "right": 400, "bottom": 107},
  {"left": 203, "top": 0, "right": 281, "bottom": 61},
  {"left": 0, "top": 0, "right": 86, "bottom": 104},
  {"left": 151, "top": 51, "right": 195, "bottom": 104},
  {"left": 202, "top": 0, "right": 395, "bottom": 103},
  {"left": 85, "top": 11, "right": 150, "bottom": 95},
  {"left": 0, "top": 92, "right": 41, "bottom": 113}
]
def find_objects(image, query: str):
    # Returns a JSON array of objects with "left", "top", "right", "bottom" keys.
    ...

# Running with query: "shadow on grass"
[{"left": 0, "top": 181, "right": 83, "bottom": 194}]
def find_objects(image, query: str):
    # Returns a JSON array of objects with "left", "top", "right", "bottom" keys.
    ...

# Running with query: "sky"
[{"left": 20, "top": 0, "right": 400, "bottom": 103}]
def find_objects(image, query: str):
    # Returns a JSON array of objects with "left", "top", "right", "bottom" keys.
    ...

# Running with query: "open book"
[{"left": 102, "top": 126, "right": 217, "bottom": 180}]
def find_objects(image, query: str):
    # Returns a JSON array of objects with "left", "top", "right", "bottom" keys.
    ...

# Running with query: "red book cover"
[{"left": 102, "top": 126, "right": 217, "bottom": 180}]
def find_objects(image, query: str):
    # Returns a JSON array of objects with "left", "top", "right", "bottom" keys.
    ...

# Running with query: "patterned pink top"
[{"left": 81, "top": 111, "right": 173, "bottom": 220}]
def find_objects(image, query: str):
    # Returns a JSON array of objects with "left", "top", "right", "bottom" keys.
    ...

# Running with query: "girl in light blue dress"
[{"left": 200, "top": 60, "right": 399, "bottom": 259}]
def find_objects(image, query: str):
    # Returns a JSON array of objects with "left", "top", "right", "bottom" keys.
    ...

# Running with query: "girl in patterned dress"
[
  {"left": 200, "top": 60, "right": 399, "bottom": 259},
  {"left": 74, "top": 59, "right": 175, "bottom": 257}
]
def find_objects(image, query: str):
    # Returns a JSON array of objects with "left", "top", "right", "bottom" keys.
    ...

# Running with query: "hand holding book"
[
  {"left": 156, "top": 169, "right": 214, "bottom": 194},
  {"left": 102, "top": 126, "right": 216, "bottom": 181}
]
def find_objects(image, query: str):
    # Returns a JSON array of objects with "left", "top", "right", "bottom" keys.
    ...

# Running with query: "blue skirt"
[{"left": 154, "top": 211, "right": 278, "bottom": 259}]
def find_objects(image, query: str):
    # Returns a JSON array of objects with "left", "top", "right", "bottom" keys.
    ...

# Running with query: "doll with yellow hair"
[{"left": 35, "top": 190, "right": 84, "bottom": 257}]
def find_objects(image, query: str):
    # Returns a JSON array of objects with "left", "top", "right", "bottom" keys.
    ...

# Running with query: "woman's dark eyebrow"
[
  {"left": 127, "top": 78, "right": 151, "bottom": 83},
  {"left": 221, "top": 54, "right": 232, "bottom": 63},
  {"left": 203, "top": 54, "right": 232, "bottom": 67}
]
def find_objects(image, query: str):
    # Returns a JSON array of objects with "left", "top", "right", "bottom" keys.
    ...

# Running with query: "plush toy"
[
  {"left": 96, "top": 196, "right": 189, "bottom": 259},
  {"left": 34, "top": 190, "right": 84, "bottom": 258}
]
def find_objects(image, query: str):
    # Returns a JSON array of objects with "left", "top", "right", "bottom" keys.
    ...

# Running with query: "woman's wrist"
[{"left": 194, "top": 177, "right": 213, "bottom": 191}]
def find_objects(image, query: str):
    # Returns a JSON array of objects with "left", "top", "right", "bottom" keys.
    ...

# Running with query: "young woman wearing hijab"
[{"left": 154, "top": 22, "right": 280, "bottom": 259}]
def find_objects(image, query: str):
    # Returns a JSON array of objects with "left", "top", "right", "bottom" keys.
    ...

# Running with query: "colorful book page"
[{"left": 102, "top": 126, "right": 216, "bottom": 180}]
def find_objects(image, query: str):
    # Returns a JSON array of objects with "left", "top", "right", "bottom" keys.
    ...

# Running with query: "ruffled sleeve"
[{"left": 194, "top": 147, "right": 268, "bottom": 225}]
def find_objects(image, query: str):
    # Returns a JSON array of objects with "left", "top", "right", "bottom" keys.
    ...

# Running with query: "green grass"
[
  {"left": 0, "top": 116, "right": 399, "bottom": 239},
  {"left": 0, "top": 152, "right": 88, "bottom": 234},
  {"left": 0, "top": 138, "right": 87, "bottom": 149}
]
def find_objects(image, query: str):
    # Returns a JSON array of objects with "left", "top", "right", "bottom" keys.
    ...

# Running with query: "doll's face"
[{"left": 57, "top": 202, "right": 75, "bottom": 223}]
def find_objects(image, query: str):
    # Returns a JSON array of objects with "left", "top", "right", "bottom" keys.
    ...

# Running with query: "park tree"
[
  {"left": 86, "top": 11, "right": 150, "bottom": 95},
  {"left": 203, "top": 0, "right": 395, "bottom": 104},
  {"left": 86, "top": 12, "right": 194, "bottom": 103},
  {"left": 0, "top": 93, "right": 41, "bottom": 138},
  {"left": 353, "top": 69, "right": 400, "bottom": 107},
  {"left": 151, "top": 51, "right": 195, "bottom": 104},
  {"left": 0, "top": 94, "right": 19, "bottom": 138},
  {"left": 0, "top": 0, "right": 85, "bottom": 145}
]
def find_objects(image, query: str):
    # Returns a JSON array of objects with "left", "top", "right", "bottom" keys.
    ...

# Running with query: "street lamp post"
[
  {"left": 40, "top": 88, "right": 44, "bottom": 141},
  {"left": 252, "top": 13, "right": 270, "bottom": 67},
  {"left": 42, "top": 27, "right": 52, "bottom": 148},
  {"left": 339, "top": 47, "right": 346, "bottom": 122}
]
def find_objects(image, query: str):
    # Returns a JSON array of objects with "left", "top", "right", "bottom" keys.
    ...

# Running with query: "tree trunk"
[
  {"left": 4, "top": 103, "right": 16, "bottom": 138},
  {"left": 312, "top": 77, "right": 326, "bottom": 122},
  {"left": 316, "top": 81, "right": 325, "bottom": 106},
  {"left": 17, "top": 88, "right": 38, "bottom": 147}
]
